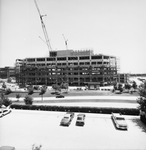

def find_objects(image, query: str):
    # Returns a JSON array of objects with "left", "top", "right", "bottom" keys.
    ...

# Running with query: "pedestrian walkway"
[
  {"left": 9, "top": 95, "right": 138, "bottom": 102},
  {"left": 34, "top": 102, "right": 139, "bottom": 108}
]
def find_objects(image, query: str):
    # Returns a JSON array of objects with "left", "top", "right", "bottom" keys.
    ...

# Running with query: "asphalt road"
[
  {"left": 0, "top": 110, "right": 146, "bottom": 150},
  {"left": 11, "top": 95, "right": 139, "bottom": 109}
]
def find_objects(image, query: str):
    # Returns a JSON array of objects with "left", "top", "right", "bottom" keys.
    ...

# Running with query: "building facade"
[
  {"left": 16, "top": 49, "right": 119, "bottom": 87},
  {"left": 117, "top": 73, "right": 130, "bottom": 83},
  {"left": 0, "top": 67, "right": 15, "bottom": 79}
]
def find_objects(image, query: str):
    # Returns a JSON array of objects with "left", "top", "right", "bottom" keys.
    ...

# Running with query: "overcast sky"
[{"left": 0, "top": 0, "right": 146, "bottom": 73}]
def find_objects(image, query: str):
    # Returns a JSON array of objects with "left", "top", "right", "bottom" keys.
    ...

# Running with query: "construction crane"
[
  {"left": 62, "top": 34, "right": 68, "bottom": 50},
  {"left": 34, "top": 0, "right": 52, "bottom": 54}
]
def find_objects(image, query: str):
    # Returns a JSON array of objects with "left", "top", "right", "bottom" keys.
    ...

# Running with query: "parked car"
[
  {"left": 3, "top": 108, "right": 11, "bottom": 116},
  {"left": 115, "top": 90, "right": 122, "bottom": 94},
  {"left": 0, "top": 110, "right": 3, "bottom": 118},
  {"left": 51, "top": 91, "right": 60, "bottom": 95},
  {"left": 60, "top": 112, "right": 74, "bottom": 126},
  {"left": 0, "top": 105, "right": 11, "bottom": 118},
  {"left": 76, "top": 114, "right": 86, "bottom": 126},
  {"left": 56, "top": 94, "right": 64, "bottom": 98},
  {"left": 111, "top": 113, "right": 128, "bottom": 130},
  {"left": 66, "top": 112, "right": 75, "bottom": 119},
  {"left": 0, "top": 146, "right": 15, "bottom": 150}
]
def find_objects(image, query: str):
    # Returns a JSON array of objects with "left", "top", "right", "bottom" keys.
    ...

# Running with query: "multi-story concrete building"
[
  {"left": 0, "top": 67, "right": 15, "bottom": 79},
  {"left": 117, "top": 73, "right": 130, "bottom": 83},
  {"left": 16, "top": 49, "right": 119, "bottom": 88}
]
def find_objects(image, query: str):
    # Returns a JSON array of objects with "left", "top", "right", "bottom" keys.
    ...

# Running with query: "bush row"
[
  {"left": 140, "top": 114, "right": 146, "bottom": 124},
  {"left": 11, "top": 104, "right": 139, "bottom": 115}
]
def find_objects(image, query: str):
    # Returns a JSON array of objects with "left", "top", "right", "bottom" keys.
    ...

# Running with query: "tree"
[
  {"left": 0, "top": 93, "right": 4, "bottom": 107},
  {"left": 118, "top": 83, "right": 123, "bottom": 92},
  {"left": 27, "top": 85, "right": 34, "bottom": 95},
  {"left": 60, "top": 82, "right": 69, "bottom": 92},
  {"left": 16, "top": 93, "right": 21, "bottom": 102},
  {"left": 0, "top": 93, "right": 12, "bottom": 107},
  {"left": 137, "top": 81, "right": 146, "bottom": 123},
  {"left": 39, "top": 85, "right": 47, "bottom": 101},
  {"left": 2, "top": 82, "right": 6, "bottom": 90},
  {"left": 2, "top": 97, "right": 12, "bottom": 107},
  {"left": 7, "top": 77, "right": 12, "bottom": 83},
  {"left": 5, "top": 88, "right": 12, "bottom": 95},
  {"left": 24, "top": 95, "right": 33, "bottom": 105},
  {"left": 113, "top": 82, "right": 123, "bottom": 93},
  {"left": 52, "top": 84, "right": 61, "bottom": 92},
  {"left": 124, "top": 83, "right": 131, "bottom": 90},
  {"left": 132, "top": 81, "right": 137, "bottom": 90}
]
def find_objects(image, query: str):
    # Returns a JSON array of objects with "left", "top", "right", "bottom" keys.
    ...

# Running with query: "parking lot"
[{"left": 0, "top": 110, "right": 146, "bottom": 150}]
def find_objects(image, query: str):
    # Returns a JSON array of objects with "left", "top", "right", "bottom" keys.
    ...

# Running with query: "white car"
[
  {"left": 3, "top": 108, "right": 12, "bottom": 116},
  {"left": 0, "top": 146, "right": 15, "bottom": 150},
  {"left": 0, "top": 105, "right": 11, "bottom": 118},
  {"left": 0, "top": 109, "right": 3, "bottom": 118},
  {"left": 111, "top": 113, "right": 128, "bottom": 130},
  {"left": 60, "top": 113, "right": 73, "bottom": 126}
]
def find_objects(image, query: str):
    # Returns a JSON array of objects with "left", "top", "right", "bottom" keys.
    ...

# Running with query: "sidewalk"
[
  {"left": 9, "top": 95, "right": 138, "bottom": 102},
  {"left": 34, "top": 102, "right": 139, "bottom": 108}
]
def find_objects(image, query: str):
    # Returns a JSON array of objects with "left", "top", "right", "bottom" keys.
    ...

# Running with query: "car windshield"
[
  {"left": 77, "top": 117, "right": 82, "bottom": 120},
  {"left": 116, "top": 117, "right": 124, "bottom": 120},
  {"left": 64, "top": 117, "right": 69, "bottom": 119}
]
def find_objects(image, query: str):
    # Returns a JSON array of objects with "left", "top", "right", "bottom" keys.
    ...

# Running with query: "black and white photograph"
[{"left": 0, "top": 0, "right": 146, "bottom": 149}]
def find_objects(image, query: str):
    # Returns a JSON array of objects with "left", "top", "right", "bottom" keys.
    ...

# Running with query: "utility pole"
[
  {"left": 62, "top": 34, "right": 68, "bottom": 50},
  {"left": 34, "top": 0, "right": 52, "bottom": 55}
]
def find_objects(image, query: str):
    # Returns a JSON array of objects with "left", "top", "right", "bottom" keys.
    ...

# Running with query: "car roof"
[
  {"left": 112, "top": 113, "right": 124, "bottom": 117},
  {"left": 77, "top": 114, "right": 85, "bottom": 117},
  {"left": 66, "top": 112, "right": 74, "bottom": 114},
  {"left": 64, "top": 114, "right": 71, "bottom": 117}
]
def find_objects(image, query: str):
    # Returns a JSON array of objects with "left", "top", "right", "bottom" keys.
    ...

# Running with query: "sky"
[{"left": 0, "top": 0, "right": 146, "bottom": 73}]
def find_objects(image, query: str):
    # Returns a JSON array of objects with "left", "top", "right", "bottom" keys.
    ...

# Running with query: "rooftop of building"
[{"left": 22, "top": 49, "right": 116, "bottom": 60}]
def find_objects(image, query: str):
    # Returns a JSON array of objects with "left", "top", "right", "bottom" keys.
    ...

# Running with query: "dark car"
[
  {"left": 76, "top": 114, "right": 86, "bottom": 126},
  {"left": 111, "top": 113, "right": 128, "bottom": 130},
  {"left": 56, "top": 95, "right": 64, "bottom": 98},
  {"left": 51, "top": 91, "right": 59, "bottom": 95}
]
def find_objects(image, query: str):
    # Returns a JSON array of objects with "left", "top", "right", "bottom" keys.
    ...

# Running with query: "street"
[{"left": 0, "top": 110, "right": 146, "bottom": 150}]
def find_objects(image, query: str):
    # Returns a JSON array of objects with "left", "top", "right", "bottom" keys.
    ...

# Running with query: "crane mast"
[{"left": 34, "top": 0, "right": 52, "bottom": 54}]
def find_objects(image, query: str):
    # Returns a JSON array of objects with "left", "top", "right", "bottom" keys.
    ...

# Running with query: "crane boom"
[
  {"left": 62, "top": 34, "right": 68, "bottom": 50},
  {"left": 34, "top": 0, "right": 52, "bottom": 53}
]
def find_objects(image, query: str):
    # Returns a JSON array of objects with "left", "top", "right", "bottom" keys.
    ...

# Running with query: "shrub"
[
  {"left": 2, "top": 97, "right": 12, "bottom": 107},
  {"left": 24, "top": 95, "right": 33, "bottom": 105},
  {"left": 11, "top": 104, "right": 139, "bottom": 115},
  {"left": 0, "top": 93, "right": 12, "bottom": 107},
  {"left": 5, "top": 88, "right": 12, "bottom": 95},
  {"left": 32, "top": 144, "right": 42, "bottom": 150},
  {"left": 138, "top": 81, "right": 146, "bottom": 124},
  {"left": 16, "top": 93, "right": 21, "bottom": 101},
  {"left": 28, "top": 89, "right": 34, "bottom": 95},
  {"left": 33, "top": 85, "right": 39, "bottom": 90},
  {"left": 0, "top": 93, "right": 5, "bottom": 107}
]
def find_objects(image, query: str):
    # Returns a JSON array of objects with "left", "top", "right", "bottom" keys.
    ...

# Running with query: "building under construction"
[{"left": 15, "top": 49, "right": 119, "bottom": 88}]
